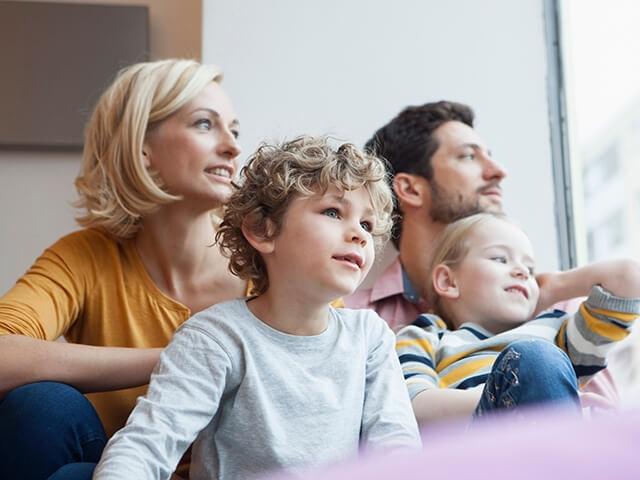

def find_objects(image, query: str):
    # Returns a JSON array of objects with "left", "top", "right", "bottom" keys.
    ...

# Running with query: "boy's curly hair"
[{"left": 216, "top": 136, "right": 394, "bottom": 295}]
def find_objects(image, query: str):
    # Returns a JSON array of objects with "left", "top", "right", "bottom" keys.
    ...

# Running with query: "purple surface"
[{"left": 263, "top": 408, "right": 640, "bottom": 480}]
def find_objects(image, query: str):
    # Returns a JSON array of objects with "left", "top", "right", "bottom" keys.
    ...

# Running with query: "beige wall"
[{"left": 0, "top": 0, "right": 202, "bottom": 294}]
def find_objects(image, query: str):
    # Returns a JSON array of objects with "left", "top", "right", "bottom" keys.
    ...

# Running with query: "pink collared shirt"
[{"left": 345, "top": 257, "right": 429, "bottom": 332}]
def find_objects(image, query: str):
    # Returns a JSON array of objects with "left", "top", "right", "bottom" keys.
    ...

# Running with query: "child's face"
[
  {"left": 267, "top": 186, "right": 376, "bottom": 302},
  {"left": 446, "top": 218, "right": 539, "bottom": 333}
]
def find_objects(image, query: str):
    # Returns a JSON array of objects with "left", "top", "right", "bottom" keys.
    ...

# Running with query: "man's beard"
[{"left": 428, "top": 179, "right": 494, "bottom": 224}]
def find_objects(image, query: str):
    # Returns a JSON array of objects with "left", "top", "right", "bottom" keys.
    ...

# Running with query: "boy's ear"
[
  {"left": 432, "top": 264, "right": 459, "bottom": 300},
  {"left": 241, "top": 218, "right": 276, "bottom": 254},
  {"left": 393, "top": 173, "right": 426, "bottom": 209}
]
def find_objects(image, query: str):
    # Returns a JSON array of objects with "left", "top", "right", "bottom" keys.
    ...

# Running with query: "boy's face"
[
  {"left": 445, "top": 218, "right": 539, "bottom": 333},
  {"left": 267, "top": 186, "right": 377, "bottom": 302}
]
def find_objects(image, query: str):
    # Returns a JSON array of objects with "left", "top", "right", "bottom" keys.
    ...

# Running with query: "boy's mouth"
[{"left": 332, "top": 253, "right": 364, "bottom": 269}]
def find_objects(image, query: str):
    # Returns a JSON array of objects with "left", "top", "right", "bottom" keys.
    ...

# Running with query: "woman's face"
[{"left": 143, "top": 82, "right": 241, "bottom": 210}]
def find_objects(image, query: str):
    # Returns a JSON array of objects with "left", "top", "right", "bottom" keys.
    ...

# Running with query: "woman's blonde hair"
[
  {"left": 74, "top": 59, "right": 223, "bottom": 238},
  {"left": 216, "top": 136, "right": 395, "bottom": 296},
  {"left": 427, "top": 212, "right": 510, "bottom": 321}
]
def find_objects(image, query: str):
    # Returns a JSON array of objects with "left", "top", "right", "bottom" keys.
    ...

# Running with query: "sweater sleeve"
[
  {"left": 555, "top": 285, "right": 640, "bottom": 381},
  {"left": 93, "top": 323, "right": 233, "bottom": 480},
  {"left": 0, "top": 234, "right": 87, "bottom": 339},
  {"left": 396, "top": 314, "right": 443, "bottom": 399},
  {"left": 360, "top": 313, "right": 421, "bottom": 452}
]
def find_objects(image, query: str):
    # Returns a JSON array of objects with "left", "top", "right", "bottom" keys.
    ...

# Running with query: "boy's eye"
[
  {"left": 322, "top": 208, "right": 340, "bottom": 219},
  {"left": 360, "top": 220, "right": 373, "bottom": 233},
  {"left": 195, "top": 119, "right": 212, "bottom": 130}
]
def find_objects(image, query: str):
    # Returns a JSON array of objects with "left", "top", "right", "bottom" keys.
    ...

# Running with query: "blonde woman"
[{"left": 0, "top": 59, "right": 244, "bottom": 479}]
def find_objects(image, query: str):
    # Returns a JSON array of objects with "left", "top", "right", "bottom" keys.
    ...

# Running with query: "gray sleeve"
[
  {"left": 93, "top": 324, "right": 233, "bottom": 480},
  {"left": 360, "top": 316, "right": 422, "bottom": 452},
  {"left": 564, "top": 285, "right": 640, "bottom": 381}
]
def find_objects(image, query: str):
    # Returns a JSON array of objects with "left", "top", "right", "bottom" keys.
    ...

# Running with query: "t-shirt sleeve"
[
  {"left": 396, "top": 315, "right": 442, "bottom": 398},
  {"left": 360, "top": 313, "right": 421, "bottom": 452},
  {"left": 555, "top": 285, "right": 640, "bottom": 381},
  {"left": 94, "top": 322, "right": 233, "bottom": 479},
  {"left": 0, "top": 235, "right": 87, "bottom": 339}
]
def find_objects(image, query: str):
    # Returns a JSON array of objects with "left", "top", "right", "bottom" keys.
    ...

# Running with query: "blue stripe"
[
  {"left": 459, "top": 325, "right": 489, "bottom": 340},
  {"left": 398, "top": 354, "right": 435, "bottom": 370},
  {"left": 536, "top": 309, "right": 566, "bottom": 319},
  {"left": 412, "top": 315, "right": 436, "bottom": 329},
  {"left": 457, "top": 374, "right": 488, "bottom": 390},
  {"left": 573, "top": 364, "right": 604, "bottom": 377}
]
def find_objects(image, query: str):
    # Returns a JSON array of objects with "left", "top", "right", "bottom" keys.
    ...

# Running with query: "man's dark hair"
[{"left": 364, "top": 101, "right": 475, "bottom": 246}]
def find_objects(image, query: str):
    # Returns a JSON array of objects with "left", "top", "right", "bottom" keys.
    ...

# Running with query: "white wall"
[
  {"left": 0, "top": 0, "right": 202, "bottom": 294},
  {"left": 202, "top": 0, "right": 560, "bottom": 275}
]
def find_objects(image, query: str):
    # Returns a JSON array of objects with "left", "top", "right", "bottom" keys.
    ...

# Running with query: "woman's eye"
[
  {"left": 527, "top": 266, "right": 535, "bottom": 275},
  {"left": 195, "top": 119, "right": 212, "bottom": 130},
  {"left": 322, "top": 208, "right": 339, "bottom": 219},
  {"left": 360, "top": 221, "right": 373, "bottom": 233},
  {"left": 491, "top": 256, "right": 507, "bottom": 264},
  {"left": 460, "top": 152, "right": 475, "bottom": 161},
  {"left": 231, "top": 129, "right": 240, "bottom": 139}
]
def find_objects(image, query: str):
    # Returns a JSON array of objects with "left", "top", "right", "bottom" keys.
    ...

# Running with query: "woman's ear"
[
  {"left": 432, "top": 264, "right": 459, "bottom": 300},
  {"left": 241, "top": 218, "right": 276, "bottom": 254},
  {"left": 141, "top": 143, "right": 151, "bottom": 168},
  {"left": 393, "top": 173, "right": 427, "bottom": 209}
]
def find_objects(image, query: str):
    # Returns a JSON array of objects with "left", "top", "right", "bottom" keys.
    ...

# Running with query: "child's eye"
[
  {"left": 195, "top": 119, "right": 212, "bottom": 130},
  {"left": 322, "top": 208, "right": 340, "bottom": 219},
  {"left": 490, "top": 256, "right": 507, "bottom": 264},
  {"left": 360, "top": 220, "right": 373, "bottom": 233}
]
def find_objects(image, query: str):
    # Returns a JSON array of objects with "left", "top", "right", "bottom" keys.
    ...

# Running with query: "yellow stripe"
[
  {"left": 437, "top": 345, "right": 502, "bottom": 371},
  {"left": 396, "top": 338, "right": 435, "bottom": 357},
  {"left": 580, "top": 304, "right": 629, "bottom": 341},
  {"left": 403, "top": 365, "right": 437, "bottom": 377},
  {"left": 439, "top": 357, "right": 495, "bottom": 389},
  {"left": 556, "top": 322, "right": 567, "bottom": 350},
  {"left": 588, "top": 306, "right": 638, "bottom": 323}
]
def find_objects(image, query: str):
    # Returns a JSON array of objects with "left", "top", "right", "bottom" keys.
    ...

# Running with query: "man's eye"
[
  {"left": 490, "top": 256, "right": 507, "bottom": 263},
  {"left": 360, "top": 221, "right": 373, "bottom": 233},
  {"left": 195, "top": 119, "right": 212, "bottom": 130},
  {"left": 323, "top": 208, "right": 339, "bottom": 219}
]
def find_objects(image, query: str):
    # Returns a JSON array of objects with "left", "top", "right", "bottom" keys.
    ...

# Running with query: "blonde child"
[
  {"left": 94, "top": 136, "right": 421, "bottom": 479},
  {"left": 397, "top": 213, "right": 640, "bottom": 425}
]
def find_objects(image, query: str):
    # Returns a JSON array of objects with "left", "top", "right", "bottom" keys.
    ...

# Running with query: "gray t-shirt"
[{"left": 94, "top": 299, "right": 421, "bottom": 480}]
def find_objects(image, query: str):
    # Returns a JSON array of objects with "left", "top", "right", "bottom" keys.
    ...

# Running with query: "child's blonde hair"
[
  {"left": 75, "top": 59, "right": 223, "bottom": 238},
  {"left": 427, "top": 212, "right": 510, "bottom": 322},
  {"left": 216, "top": 136, "right": 394, "bottom": 296}
]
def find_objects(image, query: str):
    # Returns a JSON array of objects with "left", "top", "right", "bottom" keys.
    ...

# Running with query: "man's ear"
[
  {"left": 241, "top": 218, "right": 276, "bottom": 254},
  {"left": 393, "top": 173, "right": 427, "bottom": 209},
  {"left": 432, "top": 264, "right": 459, "bottom": 300}
]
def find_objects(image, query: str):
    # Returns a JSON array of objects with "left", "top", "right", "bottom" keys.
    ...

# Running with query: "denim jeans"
[
  {"left": 0, "top": 381, "right": 106, "bottom": 480},
  {"left": 474, "top": 339, "right": 581, "bottom": 417}
]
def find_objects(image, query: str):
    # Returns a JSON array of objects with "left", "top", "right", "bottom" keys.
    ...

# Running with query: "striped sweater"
[{"left": 396, "top": 285, "right": 640, "bottom": 399}]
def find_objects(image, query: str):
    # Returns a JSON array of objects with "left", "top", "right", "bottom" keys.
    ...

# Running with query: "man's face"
[{"left": 427, "top": 121, "right": 507, "bottom": 223}]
